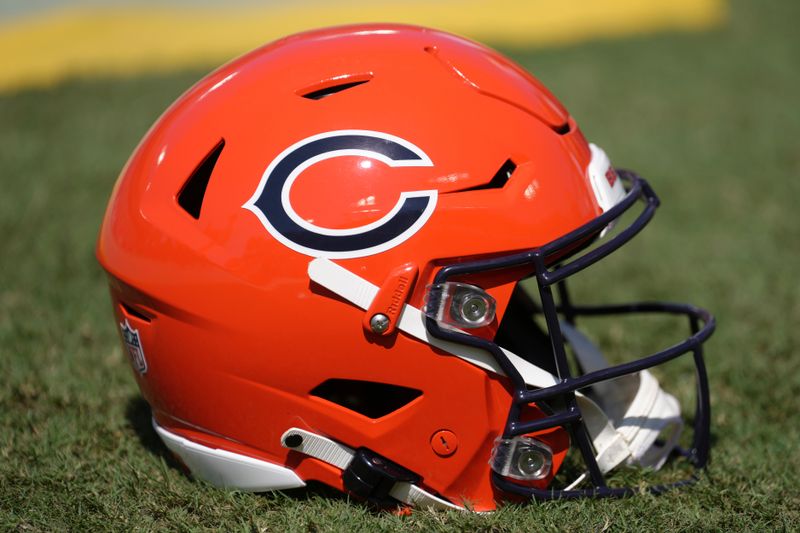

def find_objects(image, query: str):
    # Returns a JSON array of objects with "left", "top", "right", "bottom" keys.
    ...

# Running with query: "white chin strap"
[
  {"left": 280, "top": 428, "right": 463, "bottom": 510},
  {"left": 307, "top": 258, "right": 683, "bottom": 497}
]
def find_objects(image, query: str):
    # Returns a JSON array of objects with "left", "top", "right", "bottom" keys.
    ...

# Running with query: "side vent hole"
[
  {"left": 120, "top": 302, "right": 151, "bottom": 322},
  {"left": 299, "top": 75, "right": 372, "bottom": 100},
  {"left": 310, "top": 379, "right": 422, "bottom": 419},
  {"left": 451, "top": 159, "right": 516, "bottom": 193},
  {"left": 177, "top": 139, "right": 225, "bottom": 219}
]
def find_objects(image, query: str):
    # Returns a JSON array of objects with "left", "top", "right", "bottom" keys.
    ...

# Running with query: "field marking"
[{"left": 0, "top": 0, "right": 726, "bottom": 92}]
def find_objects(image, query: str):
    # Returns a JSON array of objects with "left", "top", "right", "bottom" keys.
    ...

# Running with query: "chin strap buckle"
[
  {"left": 343, "top": 448, "right": 421, "bottom": 504},
  {"left": 281, "top": 427, "right": 462, "bottom": 510}
]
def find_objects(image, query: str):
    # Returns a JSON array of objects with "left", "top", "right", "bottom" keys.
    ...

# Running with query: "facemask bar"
[{"left": 425, "top": 170, "right": 715, "bottom": 499}]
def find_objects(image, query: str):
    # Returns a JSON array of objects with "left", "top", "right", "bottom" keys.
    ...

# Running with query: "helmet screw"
[
  {"left": 431, "top": 430, "right": 459, "bottom": 457},
  {"left": 369, "top": 313, "right": 390, "bottom": 334}
]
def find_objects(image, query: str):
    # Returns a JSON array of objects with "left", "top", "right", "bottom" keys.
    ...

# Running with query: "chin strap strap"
[
  {"left": 280, "top": 428, "right": 462, "bottom": 510},
  {"left": 307, "top": 258, "right": 559, "bottom": 388},
  {"left": 306, "top": 258, "right": 682, "bottom": 493}
]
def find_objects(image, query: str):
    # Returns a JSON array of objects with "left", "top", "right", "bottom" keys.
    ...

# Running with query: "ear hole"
[
  {"left": 310, "top": 379, "right": 422, "bottom": 419},
  {"left": 298, "top": 74, "right": 373, "bottom": 100},
  {"left": 177, "top": 139, "right": 225, "bottom": 219}
]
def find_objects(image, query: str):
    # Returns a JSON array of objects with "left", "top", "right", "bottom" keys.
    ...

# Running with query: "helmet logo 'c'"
[{"left": 243, "top": 130, "right": 437, "bottom": 259}]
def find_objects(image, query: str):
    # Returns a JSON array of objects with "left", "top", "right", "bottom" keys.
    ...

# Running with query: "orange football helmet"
[{"left": 97, "top": 24, "right": 714, "bottom": 511}]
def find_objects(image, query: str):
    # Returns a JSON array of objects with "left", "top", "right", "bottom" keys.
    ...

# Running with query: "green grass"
[{"left": 1, "top": 0, "right": 799, "bottom": 530}]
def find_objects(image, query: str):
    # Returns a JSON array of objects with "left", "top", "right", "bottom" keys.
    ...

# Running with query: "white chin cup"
[{"left": 561, "top": 322, "right": 684, "bottom": 473}]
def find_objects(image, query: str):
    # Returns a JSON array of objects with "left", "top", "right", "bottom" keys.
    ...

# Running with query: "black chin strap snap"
[{"left": 343, "top": 448, "right": 421, "bottom": 504}]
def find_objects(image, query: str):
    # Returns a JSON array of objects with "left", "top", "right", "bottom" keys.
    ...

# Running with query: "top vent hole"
[{"left": 299, "top": 75, "right": 372, "bottom": 100}]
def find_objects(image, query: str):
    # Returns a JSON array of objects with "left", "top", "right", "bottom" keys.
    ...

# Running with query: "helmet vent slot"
[
  {"left": 451, "top": 159, "right": 516, "bottom": 193},
  {"left": 120, "top": 301, "right": 152, "bottom": 323},
  {"left": 310, "top": 379, "right": 422, "bottom": 419},
  {"left": 299, "top": 75, "right": 372, "bottom": 100},
  {"left": 552, "top": 122, "right": 571, "bottom": 135},
  {"left": 177, "top": 139, "right": 225, "bottom": 219}
]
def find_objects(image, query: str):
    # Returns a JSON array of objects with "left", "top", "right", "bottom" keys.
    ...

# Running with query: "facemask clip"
[{"left": 423, "top": 282, "right": 496, "bottom": 329}]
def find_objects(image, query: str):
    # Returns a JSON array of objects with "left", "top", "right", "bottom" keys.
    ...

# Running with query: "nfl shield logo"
[{"left": 120, "top": 319, "right": 148, "bottom": 374}]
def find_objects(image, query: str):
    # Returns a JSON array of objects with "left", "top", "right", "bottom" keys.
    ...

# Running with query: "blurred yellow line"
[{"left": 0, "top": 0, "right": 726, "bottom": 92}]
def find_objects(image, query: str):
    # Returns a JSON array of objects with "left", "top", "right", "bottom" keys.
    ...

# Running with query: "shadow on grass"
[
  {"left": 268, "top": 481, "right": 352, "bottom": 507},
  {"left": 124, "top": 395, "right": 186, "bottom": 474},
  {"left": 124, "top": 395, "right": 353, "bottom": 507}
]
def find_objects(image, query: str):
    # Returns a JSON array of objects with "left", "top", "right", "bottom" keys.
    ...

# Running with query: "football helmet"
[{"left": 97, "top": 24, "right": 715, "bottom": 511}]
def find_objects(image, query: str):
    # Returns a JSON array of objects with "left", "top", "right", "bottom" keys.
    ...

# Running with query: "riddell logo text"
[
  {"left": 605, "top": 168, "right": 618, "bottom": 187},
  {"left": 387, "top": 276, "right": 409, "bottom": 316}
]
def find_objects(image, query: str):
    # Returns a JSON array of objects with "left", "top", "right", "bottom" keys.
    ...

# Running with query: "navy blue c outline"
[{"left": 244, "top": 130, "right": 437, "bottom": 258}]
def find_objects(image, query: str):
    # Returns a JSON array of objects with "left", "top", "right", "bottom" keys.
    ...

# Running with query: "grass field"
[{"left": 1, "top": 0, "right": 799, "bottom": 530}]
